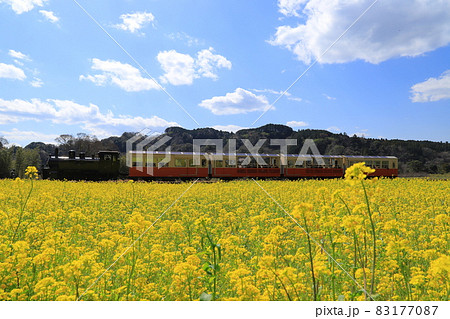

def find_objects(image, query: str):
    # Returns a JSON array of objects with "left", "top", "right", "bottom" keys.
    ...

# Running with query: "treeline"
[
  {"left": 0, "top": 138, "right": 43, "bottom": 178},
  {"left": 0, "top": 124, "right": 449, "bottom": 177}
]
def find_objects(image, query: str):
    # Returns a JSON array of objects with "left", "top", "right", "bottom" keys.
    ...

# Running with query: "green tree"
[
  {"left": 24, "top": 148, "right": 42, "bottom": 170},
  {"left": 0, "top": 148, "right": 12, "bottom": 178},
  {"left": 15, "top": 148, "right": 26, "bottom": 178}
]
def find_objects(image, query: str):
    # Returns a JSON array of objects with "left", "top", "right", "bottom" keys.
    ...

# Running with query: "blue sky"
[{"left": 0, "top": 0, "right": 449, "bottom": 146}]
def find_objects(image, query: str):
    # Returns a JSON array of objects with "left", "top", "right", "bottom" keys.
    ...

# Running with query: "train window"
[
  {"left": 201, "top": 159, "right": 207, "bottom": 167},
  {"left": 374, "top": 161, "right": 381, "bottom": 168},
  {"left": 247, "top": 158, "right": 257, "bottom": 168},
  {"left": 155, "top": 157, "right": 168, "bottom": 168},
  {"left": 271, "top": 158, "right": 277, "bottom": 167},
  {"left": 188, "top": 159, "right": 196, "bottom": 167},
  {"left": 157, "top": 161, "right": 168, "bottom": 168},
  {"left": 382, "top": 161, "right": 389, "bottom": 169},
  {"left": 392, "top": 162, "right": 396, "bottom": 169},
  {"left": 175, "top": 159, "right": 186, "bottom": 167},
  {"left": 366, "top": 160, "right": 372, "bottom": 167},
  {"left": 132, "top": 162, "right": 138, "bottom": 167},
  {"left": 216, "top": 160, "right": 223, "bottom": 168},
  {"left": 237, "top": 157, "right": 246, "bottom": 168},
  {"left": 259, "top": 158, "right": 268, "bottom": 167},
  {"left": 287, "top": 160, "right": 294, "bottom": 168},
  {"left": 225, "top": 159, "right": 236, "bottom": 167}
]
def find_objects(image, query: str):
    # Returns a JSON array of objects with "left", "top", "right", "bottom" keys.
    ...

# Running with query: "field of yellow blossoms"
[{"left": 0, "top": 165, "right": 448, "bottom": 301}]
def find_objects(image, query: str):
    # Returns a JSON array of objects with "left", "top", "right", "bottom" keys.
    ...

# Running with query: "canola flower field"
[{"left": 0, "top": 165, "right": 448, "bottom": 301}]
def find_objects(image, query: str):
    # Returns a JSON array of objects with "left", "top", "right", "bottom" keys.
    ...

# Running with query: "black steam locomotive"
[{"left": 43, "top": 148, "right": 120, "bottom": 180}]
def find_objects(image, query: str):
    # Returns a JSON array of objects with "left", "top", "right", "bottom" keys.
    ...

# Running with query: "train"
[
  {"left": 43, "top": 148, "right": 120, "bottom": 180},
  {"left": 43, "top": 149, "right": 398, "bottom": 180}
]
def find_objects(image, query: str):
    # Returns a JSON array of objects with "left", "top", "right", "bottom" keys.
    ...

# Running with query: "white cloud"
[
  {"left": 167, "top": 32, "right": 203, "bottom": 47},
  {"left": 13, "top": 59, "right": 24, "bottom": 66},
  {"left": 157, "top": 50, "right": 196, "bottom": 86},
  {"left": 278, "top": 0, "right": 308, "bottom": 17},
  {"left": 30, "top": 77, "right": 43, "bottom": 87},
  {"left": 114, "top": 12, "right": 154, "bottom": 34},
  {"left": 327, "top": 126, "right": 341, "bottom": 133},
  {"left": 286, "top": 120, "right": 308, "bottom": 127},
  {"left": 353, "top": 132, "right": 369, "bottom": 138},
  {"left": 252, "top": 88, "right": 291, "bottom": 96},
  {"left": 270, "top": 0, "right": 450, "bottom": 64},
  {"left": 0, "top": 98, "right": 178, "bottom": 137},
  {"left": 410, "top": 70, "right": 450, "bottom": 103},
  {"left": 8, "top": 49, "right": 31, "bottom": 61},
  {"left": 80, "top": 58, "right": 160, "bottom": 92},
  {"left": 0, "top": 0, "right": 47, "bottom": 14},
  {"left": 323, "top": 94, "right": 336, "bottom": 100},
  {"left": 212, "top": 125, "right": 247, "bottom": 133},
  {"left": 196, "top": 47, "right": 232, "bottom": 80},
  {"left": 0, "top": 128, "right": 58, "bottom": 144},
  {"left": 288, "top": 96, "right": 303, "bottom": 102},
  {"left": 0, "top": 62, "right": 26, "bottom": 80},
  {"left": 158, "top": 48, "right": 231, "bottom": 86},
  {"left": 39, "top": 10, "right": 59, "bottom": 23},
  {"left": 251, "top": 88, "right": 303, "bottom": 102},
  {"left": 352, "top": 128, "right": 369, "bottom": 137},
  {"left": 199, "top": 88, "right": 270, "bottom": 115}
]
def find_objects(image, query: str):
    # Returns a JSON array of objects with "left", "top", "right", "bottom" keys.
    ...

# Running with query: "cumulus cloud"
[
  {"left": 410, "top": 70, "right": 450, "bottom": 103},
  {"left": 286, "top": 120, "right": 308, "bottom": 127},
  {"left": 0, "top": 128, "right": 58, "bottom": 144},
  {"left": 0, "top": 62, "right": 26, "bottom": 80},
  {"left": 80, "top": 58, "right": 160, "bottom": 92},
  {"left": 212, "top": 124, "right": 247, "bottom": 133},
  {"left": 0, "top": 0, "right": 47, "bottom": 14},
  {"left": 0, "top": 98, "right": 178, "bottom": 137},
  {"left": 113, "top": 12, "right": 155, "bottom": 34},
  {"left": 157, "top": 50, "right": 196, "bottom": 86},
  {"left": 39, "top": 10, "right": 59, "bottom": 23},
  {"left": 270, "top": 0, "right": 450, "bottom": 64},
  {"left": 199, "top": 88, "right": 270, "bottom": 115},
  {"left": 278, "top": 0, "right": 308, "bottom": 17},
  {"left": 158, "top": 48, "right": 231, "bottom": 85},
  {"left": 196, "top": 48, "right": 232, "bottom": 80}
]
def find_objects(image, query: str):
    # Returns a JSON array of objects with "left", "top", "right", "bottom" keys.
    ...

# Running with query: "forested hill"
[{"left": 1, "top": 124, "right": 449, "bottom": 177}]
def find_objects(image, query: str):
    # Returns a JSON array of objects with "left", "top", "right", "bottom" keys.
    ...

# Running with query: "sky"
[{"left": 0, "top": 0, "right": 449, "bottom": 146}]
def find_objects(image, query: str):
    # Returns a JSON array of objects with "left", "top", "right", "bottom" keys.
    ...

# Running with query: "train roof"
[{"left": 129, "top": 151, "right": 397, "bottom": 159}]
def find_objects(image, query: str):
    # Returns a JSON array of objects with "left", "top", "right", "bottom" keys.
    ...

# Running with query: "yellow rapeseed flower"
[{"left": 24, "top": 166, "right": 38, "bottom": 179}]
